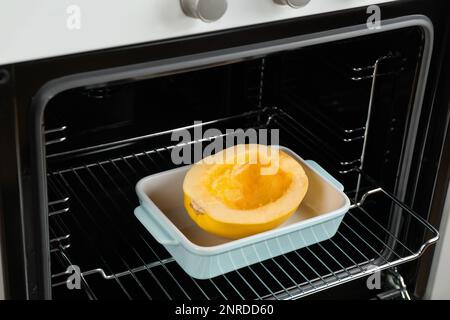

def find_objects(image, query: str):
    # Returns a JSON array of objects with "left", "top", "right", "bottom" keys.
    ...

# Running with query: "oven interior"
[{"left": 43, "top": 26, "right": 437, "bottom": 300}]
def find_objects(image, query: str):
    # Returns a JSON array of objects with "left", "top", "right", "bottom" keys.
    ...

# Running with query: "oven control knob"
[
  {"left": 180, "top": 0, "right": 228, "bottom": 23},
  {"left": 274, "top": 0, "right": 311, "bottom": 8}
]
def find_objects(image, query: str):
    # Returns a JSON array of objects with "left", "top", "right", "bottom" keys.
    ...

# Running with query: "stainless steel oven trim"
[{"left": 30, "top": 15, "right": 434, "bottom": 299}]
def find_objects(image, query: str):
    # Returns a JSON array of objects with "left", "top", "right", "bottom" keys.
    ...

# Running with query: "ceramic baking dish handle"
[
  {"left": 305, "top": 160, "right": 344, "bottom": 192},
  {"left": 134, "top": 206, "right": 179, "bottom": 246}
]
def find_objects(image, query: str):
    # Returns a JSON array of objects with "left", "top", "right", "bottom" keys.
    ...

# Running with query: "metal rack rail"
[{"left": 45, "top": 125, "right": 68, "bottom": 146}]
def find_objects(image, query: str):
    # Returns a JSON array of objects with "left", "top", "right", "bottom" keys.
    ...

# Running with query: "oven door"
[{"left": 0, "top": 0, "right": 449, "bottom": 300}]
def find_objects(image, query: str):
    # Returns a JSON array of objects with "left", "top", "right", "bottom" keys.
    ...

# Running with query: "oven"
[{"left": 1, "top": 0, "right": 450, "bottom": 300}]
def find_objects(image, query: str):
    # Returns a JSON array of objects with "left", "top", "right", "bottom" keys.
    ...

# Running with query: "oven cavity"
[{"left": 43, "top": 26, "right": 438, "bottom": 300}]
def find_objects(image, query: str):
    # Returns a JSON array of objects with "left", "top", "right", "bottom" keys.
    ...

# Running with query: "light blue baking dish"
[{"left": 135, "top": 146, "right": 350, "bottom": 279}]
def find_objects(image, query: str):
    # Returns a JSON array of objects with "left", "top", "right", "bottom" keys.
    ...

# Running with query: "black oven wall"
[{"left": 0, "top": 65, "right": 31, "bottom": 299}]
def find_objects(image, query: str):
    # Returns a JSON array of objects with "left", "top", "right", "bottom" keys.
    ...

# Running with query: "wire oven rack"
[{"left": 47, "top": 108, "right": 439, "bottom": 300}]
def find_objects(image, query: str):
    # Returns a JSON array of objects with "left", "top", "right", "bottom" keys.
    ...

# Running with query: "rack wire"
[
  {"left": 322, "top": 53, "right": 407, "bottom": 82},
  {"left": 47, "top": 113, "right": 439, "bottom": 299}
]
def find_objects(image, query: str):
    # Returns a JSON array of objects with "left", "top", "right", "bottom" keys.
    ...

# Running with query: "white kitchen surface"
[{"left": 0, "top": 0, "right": 396, "bottom": 65}]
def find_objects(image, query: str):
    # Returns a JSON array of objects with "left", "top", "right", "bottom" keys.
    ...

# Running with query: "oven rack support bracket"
[
  {"left": 45, "top": 126, "right": 68, "bottom": 146},
  {"left": 384, "top": 268, "right": 411, "bottom": 300}
]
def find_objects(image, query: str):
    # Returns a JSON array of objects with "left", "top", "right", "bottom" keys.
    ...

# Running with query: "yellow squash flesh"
[{"left": 183, "top": 145, "right": 309, "bottom": 239}]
